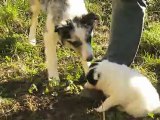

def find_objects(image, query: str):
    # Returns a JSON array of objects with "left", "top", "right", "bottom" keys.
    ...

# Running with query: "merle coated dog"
[{"left": 29, "top": 0, "right": 98, "bottom": 82}]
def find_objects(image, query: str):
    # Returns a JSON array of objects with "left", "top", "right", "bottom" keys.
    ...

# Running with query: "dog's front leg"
[
  {"left": 44, "top": 14, "right": 59, "bottom": 84},
  {"left": 95, "top": 96, "right": 118, "bottom": 112},
  {"left": 29, "top": 0, "right": 40, "bottom": 45}
]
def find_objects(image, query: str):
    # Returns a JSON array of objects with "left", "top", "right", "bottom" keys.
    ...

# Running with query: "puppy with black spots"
[{"left": 85, "top": 60, "right": 160, "bottom": 118}]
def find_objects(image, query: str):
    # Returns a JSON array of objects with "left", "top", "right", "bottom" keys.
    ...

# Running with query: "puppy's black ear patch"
[
  {"left": 94, "top": 59, "right": 102, "bottom": 62},
  {"left": 89, "top": 62, "right": 98, "bottom": 68},
  {"left": 89, "top": 59, "right": 101, "bottom": 68},
  {"left": 86, "top": 68, "right": 98, "bottom": 86}
]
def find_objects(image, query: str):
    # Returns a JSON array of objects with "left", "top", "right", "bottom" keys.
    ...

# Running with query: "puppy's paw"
[{"left": 95, "top": 106, "right": 105, "bottom": 112}]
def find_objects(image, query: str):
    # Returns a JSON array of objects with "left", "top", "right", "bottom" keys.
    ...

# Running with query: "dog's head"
[
  {"left": 84, "top": 61, "right": 101, "bottom": 89},
  {"left": 55, "top": 12, "right": 99, "bottom": 61}
]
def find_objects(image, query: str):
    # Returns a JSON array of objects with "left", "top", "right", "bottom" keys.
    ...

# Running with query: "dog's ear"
[
  {"left": 55, "top": 20, "right": 74, "bottom": 39},
  {"left": 81, "top": 12, "right": 99, "bottom": 26},
  {"left": 86, "top": 68, "right": 99, "bottom": 86},
  {"left": 54, "top": 25, "right": 61, "bottom": 33}
]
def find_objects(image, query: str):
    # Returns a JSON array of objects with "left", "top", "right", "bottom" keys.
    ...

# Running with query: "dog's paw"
[{"left": 95, "top": 106, "right": 105, "bottom": 112}]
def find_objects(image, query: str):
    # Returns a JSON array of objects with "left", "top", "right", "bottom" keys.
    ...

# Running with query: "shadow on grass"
[
  {"left": 0, "top": 71, "right": 103, "bottom": 120},
  {"left": 0, "top": 37, "right": 17, "bottom": 57}
]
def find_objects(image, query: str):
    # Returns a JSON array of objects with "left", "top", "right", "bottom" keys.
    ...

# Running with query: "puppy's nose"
[{"left": 86, "top": 55, "right": 93, "bottom": 61}]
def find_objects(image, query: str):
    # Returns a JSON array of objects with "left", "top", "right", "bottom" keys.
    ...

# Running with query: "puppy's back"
[{"left": 98, "top": 60, "right": 160, "bottom": 117}]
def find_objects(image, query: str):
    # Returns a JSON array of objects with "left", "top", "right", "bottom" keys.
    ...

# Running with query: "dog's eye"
[
  {"left": 61, "top": 31, "right": 71, "bottom": 39},
  {"left": 68, "top": 40, "right": 82, "bottom": 48}
]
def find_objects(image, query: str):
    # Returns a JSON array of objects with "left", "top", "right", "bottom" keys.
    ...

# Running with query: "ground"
[{"left": 0, "top": 77, "right": 160, "bottom": 120}]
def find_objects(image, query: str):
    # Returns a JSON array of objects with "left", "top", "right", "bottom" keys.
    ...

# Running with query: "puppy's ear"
[
  {"left": 89, "top": 59, "right": 101, "bottom": 68},
  {"left": 81, "top": 12, "right": 99, "bottom": 26},
  {"left": 54, "top": 20, "right": 74, "bottom": 39},
  {"left": 89, "top": 62, "right": 98, "bottom": 68},
  {"left": 86, "top": 68, "right": 98, "bottom": 86}
]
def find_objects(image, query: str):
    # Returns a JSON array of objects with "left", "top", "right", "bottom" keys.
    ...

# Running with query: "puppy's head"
[
  {"left": 55, "top": 12, "right": 99, "bottom": 61},
  {"left": 85, "top": 61, "right": 101, "bottom": 89}
]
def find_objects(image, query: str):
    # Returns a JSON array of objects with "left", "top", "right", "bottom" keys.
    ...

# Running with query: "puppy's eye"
[{"left": 68, "top": 40, "right": 82, "bottom": 48}]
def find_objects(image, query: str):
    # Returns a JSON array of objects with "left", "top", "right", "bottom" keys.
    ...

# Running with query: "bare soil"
[{"left": 0, "top": 78, "right": 159, "bottom": 120}]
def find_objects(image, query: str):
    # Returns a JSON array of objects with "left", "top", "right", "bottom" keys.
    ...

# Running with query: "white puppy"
[{"left": 85, "top": 60, "right": 160, "bottom": 118}]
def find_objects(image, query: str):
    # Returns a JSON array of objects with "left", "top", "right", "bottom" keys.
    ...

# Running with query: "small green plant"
[
  {"left": 28, "top": 84, "right": 38, "bottom": 94},
  {"left": 148, "top": 113, "right": 155, "bottom": 119}
]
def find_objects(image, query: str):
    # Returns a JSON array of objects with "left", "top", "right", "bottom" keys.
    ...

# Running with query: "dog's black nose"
[{"left": 87, "top": 55, "right": 93, "bottom": 61}]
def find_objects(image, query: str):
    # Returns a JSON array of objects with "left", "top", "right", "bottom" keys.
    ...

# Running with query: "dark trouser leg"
[{"left": 103, "top": 0, "right": 147, "bottom": 66}]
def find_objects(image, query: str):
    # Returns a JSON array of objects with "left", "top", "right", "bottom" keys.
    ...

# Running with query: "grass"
[
  {"left": 0, "top": 0, "right": 160, "bottom": 120},
  {"left": 134, "top": 22, "right": 160, "bottom": 84}
]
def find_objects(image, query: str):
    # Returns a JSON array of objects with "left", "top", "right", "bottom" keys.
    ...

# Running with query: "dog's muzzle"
[
  {"left": 82, "top": 43, "right": 93, "bottom": 61},
  {"left": 86, "top": 55, "right": 93, "bottom": 61}
]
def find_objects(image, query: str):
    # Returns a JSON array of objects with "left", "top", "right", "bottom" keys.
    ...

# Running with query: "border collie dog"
[
  {"left": 29, "top": 0, "right": 98, "bottom": 81},
  {"left": 85, "top": 60, "right": 160, "bottom": 118}
]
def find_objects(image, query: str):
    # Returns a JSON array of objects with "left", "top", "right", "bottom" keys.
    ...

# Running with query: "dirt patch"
[
  {"left": 0, "top": 80, "right": 159, "bottom": 120},
  {"left": 0, "top": 88, "right": 104, "bottom": 120}
]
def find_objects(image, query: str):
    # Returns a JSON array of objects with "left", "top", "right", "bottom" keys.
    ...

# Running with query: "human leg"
[{"left": 103, "top": 0, "right": 147, "bottom": 66}]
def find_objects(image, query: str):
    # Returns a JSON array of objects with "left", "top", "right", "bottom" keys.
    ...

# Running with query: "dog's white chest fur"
[{"left": 85, "top": 60, "right": 160, "bottom": 117}]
